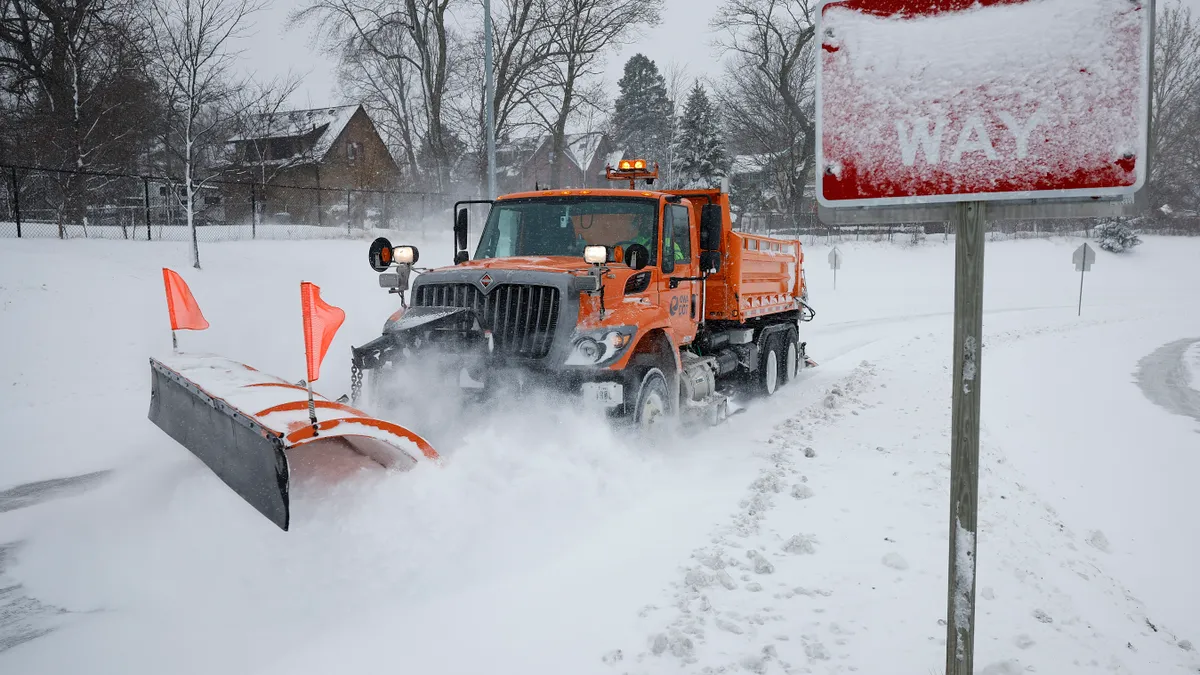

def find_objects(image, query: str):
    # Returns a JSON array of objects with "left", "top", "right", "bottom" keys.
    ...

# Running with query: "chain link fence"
[
  {"left": 1, "top": 163, "right": 466, "bottom": 242},
  {"left": 6, "top": 163, "right": 1198, "bottom": 245}
]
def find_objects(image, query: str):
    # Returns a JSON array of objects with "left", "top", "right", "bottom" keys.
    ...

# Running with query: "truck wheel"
[
  {"left": 781, "top": 326, "right": 800, "bottom": 385},
  {"left": 757, "top": 335, "right": 781, "bottom": 396},
  {"left": 633, "top": 367, "right": 671, "bottom": 432}
]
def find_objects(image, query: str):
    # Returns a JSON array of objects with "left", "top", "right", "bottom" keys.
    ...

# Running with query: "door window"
[
  {"left": 662, "top": 206, "right": 676, "bottom": 273},
  {"left": 669, "top": 205, "right": 691, "bottom": 265}
]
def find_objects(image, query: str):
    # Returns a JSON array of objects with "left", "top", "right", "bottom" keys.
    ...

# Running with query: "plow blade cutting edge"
[{"left": 148, "top": 354, "right": 439, "bottom": 530}]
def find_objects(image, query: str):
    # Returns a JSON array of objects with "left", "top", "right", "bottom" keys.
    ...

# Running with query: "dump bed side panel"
[{"left": 705, "top": 229, "right": 805, "bottom": 323}]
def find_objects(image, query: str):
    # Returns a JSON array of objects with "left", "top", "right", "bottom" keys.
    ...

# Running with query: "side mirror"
[
  {"left": 700, "top": 204, "right": 722, "bottom": 252},
  {"left": 700, "top": 250, "right": 722, "bottom": 274},
  {"left": 454, "top": 250, "right": 470, "bottom": 265},
  {"left": 454, "top": 208, "right": 468, "bottom": 252},
  {"left": 624, "top": 243, "right": 650, "bottom": 271},
  {"left": 368, "top": 237, "right": 393, "bottom": 272}
]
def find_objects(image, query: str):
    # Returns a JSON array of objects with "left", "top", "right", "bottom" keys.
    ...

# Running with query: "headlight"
[
  {"left": 576, "top": 338, "right": 602, "bottom": 361},
  {"left": 566, "top": 327, "right": 636, "bottom": 366}
]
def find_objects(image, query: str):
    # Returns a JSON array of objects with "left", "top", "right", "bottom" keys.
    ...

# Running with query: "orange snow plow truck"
[
  {"left": 352, "top": 161, "right": 816, "bottom": 429},
  {"left": 147, "top": 161, "right": 815, "bottom": 531}
]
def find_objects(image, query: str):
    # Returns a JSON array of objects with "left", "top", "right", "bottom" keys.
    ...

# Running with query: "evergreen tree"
[
  {"left": 1094, "top": 219, "right": 1143, "bottom": 253},
  {"left": 672, "top": 81, "right": 728, "bottom": 189},
  {"left": 610, "top": 54, "right": 675, "bottom": 167}
]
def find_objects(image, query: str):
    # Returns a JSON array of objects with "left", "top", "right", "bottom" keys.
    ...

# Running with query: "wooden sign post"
[{"left": 814, "top": 1, "right": 1153, "bottom": 672}]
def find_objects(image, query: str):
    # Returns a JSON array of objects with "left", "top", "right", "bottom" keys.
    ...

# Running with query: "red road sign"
[{"left": 816, "top": 0, "right": 1152, "bottom": 208}]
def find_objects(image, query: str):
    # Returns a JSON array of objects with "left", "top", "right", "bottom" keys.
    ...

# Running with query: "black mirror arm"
[{"left": 669, "top": 274, "right": 708, "bottom": 290}]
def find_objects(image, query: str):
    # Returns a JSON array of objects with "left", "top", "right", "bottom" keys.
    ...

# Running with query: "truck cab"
[{"left": 355, "top": 161, "right": 815, "bottom": 429}]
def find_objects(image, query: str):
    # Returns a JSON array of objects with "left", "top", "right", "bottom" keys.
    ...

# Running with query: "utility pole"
[{"left": 483, "top": 0, "right": 498, "bottom": 200}]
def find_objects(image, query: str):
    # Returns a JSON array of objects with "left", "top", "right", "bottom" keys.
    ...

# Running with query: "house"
[
  {"left": 220, "top": 104, "right": 401, "bottom": 226},
  {"left": 496, "top": 131, "right": 624, "bottom": 193}
]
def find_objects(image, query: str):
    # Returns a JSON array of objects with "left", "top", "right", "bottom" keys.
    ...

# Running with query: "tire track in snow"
[
  {"left": 0, "top": 542, "right": 71, "bottom": 654},
  {"left": 1134, "top": 338, "right": 1200, "bottom": 426},
  {"left": 0, "top": 471, "right": 110, "bottom": 654},
  {"left": 0, "top": 471, "right": 110, "bottom": 515}
]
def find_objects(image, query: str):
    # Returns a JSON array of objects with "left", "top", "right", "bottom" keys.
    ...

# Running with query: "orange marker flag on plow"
[
  {"left": 300, "top": 281, "right": 345, "bottom": 383},
  {"left": 162, "top": 268, "right": 209, "bottom": 331}
]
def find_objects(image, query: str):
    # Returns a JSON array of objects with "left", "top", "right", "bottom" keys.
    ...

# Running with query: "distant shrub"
[
  {"left": 1094, "top": 220, "right": 1142, "bottom": 253},
  {"left": 899, "top": 225, "right": 927, "bottom": 247}
]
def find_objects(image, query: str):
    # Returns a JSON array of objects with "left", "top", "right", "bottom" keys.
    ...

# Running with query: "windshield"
[{"left": 473, "top": 197, "right": 658, "bottom": 263}]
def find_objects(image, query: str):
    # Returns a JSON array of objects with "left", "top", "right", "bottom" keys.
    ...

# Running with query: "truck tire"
[
  {"left": 781, "top": 326, "right": 800, "bottom": 385},
  {"left": 633, "top": 367, "right": 671, "bottom": 432},
  {"left": 757, "top": 334, "right": 782, "bottom": 396}
]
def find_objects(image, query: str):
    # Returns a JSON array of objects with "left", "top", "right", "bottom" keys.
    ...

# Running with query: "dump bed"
[{"left": 704, "top": 229, "right": 806, "bottom": 322}]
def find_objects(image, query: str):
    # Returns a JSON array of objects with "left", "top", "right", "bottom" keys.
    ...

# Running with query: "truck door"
[{"left": 660, "top": 202, "right": 698, "bottom": 346}]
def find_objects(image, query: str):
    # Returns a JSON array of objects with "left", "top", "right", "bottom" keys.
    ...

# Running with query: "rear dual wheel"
[
  {"left": 757, "top": 326, "right": 802, "bottom": 396},
  {"left": 758, "top": 337, "right": 781, "bottom": 396},
  {"left": 781, "top": 326, "right": 801, "bottom": 385}
]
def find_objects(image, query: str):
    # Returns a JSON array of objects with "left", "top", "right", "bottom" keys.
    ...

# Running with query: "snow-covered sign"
[
  {"left": 1073, "top": 242, "right": 1096, "bottom": 272},
  {"left": 815, "top": 0, "right": 1153, "bottom": 209},
  {"left": 1073, "top": 242, "right": 1096, "bottom": 315},
  {"left": 829, "top": 247, "right": 843, "bottom": 289},
  {"left": 828, "top": 247, "right": 843, "bottom": 271}
]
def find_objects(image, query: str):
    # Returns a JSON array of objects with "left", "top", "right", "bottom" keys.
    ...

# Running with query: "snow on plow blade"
[{"left": 148, "top": 355, "right": 438, "bottom": 530}]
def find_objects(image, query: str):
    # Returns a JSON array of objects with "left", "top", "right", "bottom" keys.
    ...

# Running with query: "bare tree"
[
  {"left": 146, "top": 0, "right": 264, "bottom": 268},
  {"left": 292, "top": 0, "right": 459, "bottom": 193},
  {"left": 455, "top": 0, "right": 563, "bottom": 189},
  {"left": 0, "top": 0, "right": 160, "bottom": 233},
  {"left": 1150, "top": 1, "right": 1200, "bottom": 216},
  {"left": 528, "top": 0, "right": 662, "bottom": 188},
  {"left": 713, "top": 0, "right": 817, "bottom": 215},
  {"left": 659, "top": 59, "right": 691, "bottom": 188}
]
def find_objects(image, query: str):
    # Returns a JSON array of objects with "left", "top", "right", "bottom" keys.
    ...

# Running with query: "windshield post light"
[
  {"left": 394, "top": 245, "right": 417, "bottom": 265},
  {"left": 584, "top": 245, "right": 607, "bottom": 265}
]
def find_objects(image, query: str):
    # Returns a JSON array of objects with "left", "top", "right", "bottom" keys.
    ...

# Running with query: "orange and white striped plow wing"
[{"left": 148, "top": 354, "right": 439, "bottom": 530}]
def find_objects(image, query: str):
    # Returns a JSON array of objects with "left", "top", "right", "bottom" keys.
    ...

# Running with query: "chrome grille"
[{"left": 414, "top": 283, "right": 560, "bottom": 358}]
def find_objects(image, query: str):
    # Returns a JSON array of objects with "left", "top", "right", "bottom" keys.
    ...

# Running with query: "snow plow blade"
[{"left": 148, "top": 354, "right": 439, "bottom": 531}]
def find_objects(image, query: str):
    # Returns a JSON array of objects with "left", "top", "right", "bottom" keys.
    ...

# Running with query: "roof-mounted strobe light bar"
[{"left": 605, "top": 159, "right": 659, "bottom": 189}]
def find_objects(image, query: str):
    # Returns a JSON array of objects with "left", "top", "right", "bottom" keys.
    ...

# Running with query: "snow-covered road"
[{"left": 1, "top": 234, "right": 1197, "bottom": 674}]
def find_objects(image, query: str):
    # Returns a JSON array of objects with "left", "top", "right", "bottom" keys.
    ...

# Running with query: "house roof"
[
  {"left": 564, "top": 132, "right": 605, "bottom": 172},
  {"left": 226, "top": 104, "right": 361, "bottom": 160}
]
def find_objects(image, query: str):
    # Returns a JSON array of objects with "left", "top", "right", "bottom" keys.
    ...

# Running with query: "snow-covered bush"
[{"left": 1094, "top": 220, "right": 1142, "bottom": 253}]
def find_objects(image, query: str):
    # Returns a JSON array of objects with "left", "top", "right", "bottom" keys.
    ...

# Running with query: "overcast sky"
[
  {"left": 233, "top": 0, "right": 727, "bottom": 109},
  {"left": 236, "top": 0, "right": 1200, "bottom": 110}
]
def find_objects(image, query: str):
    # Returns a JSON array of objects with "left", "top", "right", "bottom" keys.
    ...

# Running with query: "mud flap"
[
  {"left": 149, "top": 359, "right": 291, "bottom": 529},
  {"left": 800, "top": 341, "right": 818, "bottom": 368}
]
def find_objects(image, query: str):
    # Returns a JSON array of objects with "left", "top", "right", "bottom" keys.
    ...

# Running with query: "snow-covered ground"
[{"left": 1, "top": 233, "right": 1198, "bottom": 674}]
